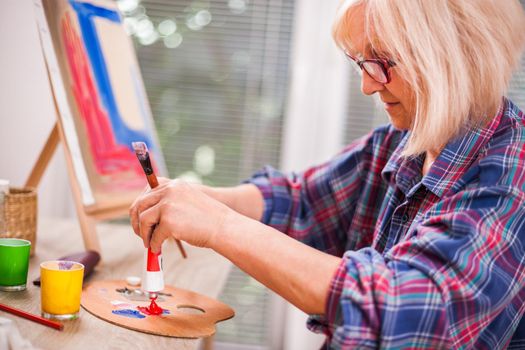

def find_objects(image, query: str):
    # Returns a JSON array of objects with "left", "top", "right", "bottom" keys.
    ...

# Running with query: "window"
[
  {"left": 121, "top": 0, "right": 294, "bottom": 186},
  {"left": 508, "top": 1, "right": 525, "bottom": 109},
  {"left": 343, "top": 71, "right": 388, "bottom": 144}
]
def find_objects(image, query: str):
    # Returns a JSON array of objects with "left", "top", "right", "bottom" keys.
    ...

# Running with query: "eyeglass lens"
[{"left": 361, "top": 61, "right": 388, "bottom": 84}]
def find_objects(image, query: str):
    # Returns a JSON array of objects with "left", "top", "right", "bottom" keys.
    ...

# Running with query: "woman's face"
[{"left": 346, "top": 5, "right": 416, "bottom": 130}]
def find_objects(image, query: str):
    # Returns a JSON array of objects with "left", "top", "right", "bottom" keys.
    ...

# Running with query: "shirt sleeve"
[
  {"left": 246, "top": 126, "right": 400, "bottom": 256},
  {"left": 308, "top": 184, "right": 525, "bottom": 348}
]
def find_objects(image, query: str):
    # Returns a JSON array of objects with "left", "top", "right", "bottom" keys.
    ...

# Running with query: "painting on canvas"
[{"left": 34, "top": 0, "right": 166, "bottom": 208}]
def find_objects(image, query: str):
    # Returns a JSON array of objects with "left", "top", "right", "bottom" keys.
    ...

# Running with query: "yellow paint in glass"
[{"left": 40, "top": 261, "right": 84, "bottom": 320}]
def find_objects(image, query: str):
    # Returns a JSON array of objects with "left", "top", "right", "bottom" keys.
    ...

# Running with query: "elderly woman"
[{"left": 130, "top": 0, "right": 525, "bottom": 348}]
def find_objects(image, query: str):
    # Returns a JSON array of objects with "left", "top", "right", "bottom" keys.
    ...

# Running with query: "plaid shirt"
[{"left": 249, "top": 98, "right": 525, "bottom": 349}]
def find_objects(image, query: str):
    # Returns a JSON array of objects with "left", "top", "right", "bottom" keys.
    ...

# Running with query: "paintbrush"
[
  {"left": 0, "top": 302, "right": 63, "bottom": 331},
  {"left": 132, "top": 141, "right": 185, "bottom": 315},
  {"left": 131, "top": 141, "right": 187, "bottom": 259}
]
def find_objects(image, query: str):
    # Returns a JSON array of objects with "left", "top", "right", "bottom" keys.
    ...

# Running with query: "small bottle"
[{"left": 0, "top": 180, "right": 9, "bottom": 235}]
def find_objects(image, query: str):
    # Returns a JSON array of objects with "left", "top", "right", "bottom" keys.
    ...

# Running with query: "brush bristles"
[{"left": 132, "top": 141, "right": 148, "bottom": 157}]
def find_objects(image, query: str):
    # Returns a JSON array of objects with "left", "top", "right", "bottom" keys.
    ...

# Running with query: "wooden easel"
[
  {"left": 25, "top": 120, "right": 187, "bottom": 258},
  {"left": 25, "top": 121, "right": 98, "bottom": 252}
]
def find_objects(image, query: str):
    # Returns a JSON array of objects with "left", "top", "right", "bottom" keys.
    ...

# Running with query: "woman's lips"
[{"left": 384, "top": 102, "right": 400, "bottom": 110}]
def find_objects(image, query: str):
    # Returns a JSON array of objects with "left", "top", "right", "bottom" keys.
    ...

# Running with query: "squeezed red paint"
[{"left": 137, "top": 297, "right": 163, "bottom": 316}]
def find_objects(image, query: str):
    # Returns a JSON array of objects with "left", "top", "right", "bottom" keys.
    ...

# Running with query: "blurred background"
[{"left": 0, "top": 0, "right": 524, "bottom": 349}]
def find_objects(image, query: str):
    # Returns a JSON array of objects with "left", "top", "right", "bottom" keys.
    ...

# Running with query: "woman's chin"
[
  {"left": 388, "top": 117, "right": 410, "bottom": 130},
  {"left": 387, "top": 112, "right": 412, "bottom": 130}
]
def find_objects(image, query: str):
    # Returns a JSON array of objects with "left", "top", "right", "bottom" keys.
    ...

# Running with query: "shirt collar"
[
  {"left": 381, "top": 133, "right": 423, "bottom": 195},
  {"left": 382, "top": 100, "right": 505, "bottom": 198}
]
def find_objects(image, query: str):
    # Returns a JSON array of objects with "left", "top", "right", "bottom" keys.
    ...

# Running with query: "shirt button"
[{"left": 401, "top": 214, "right": 409, "bottom": 223}]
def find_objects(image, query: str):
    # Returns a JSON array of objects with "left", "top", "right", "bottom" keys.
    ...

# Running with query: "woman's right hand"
[{"left": 129, "top": 178, "right": 235, "bottom": 252}]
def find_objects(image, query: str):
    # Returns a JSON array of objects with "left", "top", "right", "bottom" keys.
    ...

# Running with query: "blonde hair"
[{"left": 333, "top": 0, "right": 525, "bottom": 156}]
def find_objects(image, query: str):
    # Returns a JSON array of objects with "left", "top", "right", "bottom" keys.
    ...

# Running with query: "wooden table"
[{"left": 0, "top": 218, "right": 233, "bottom": 350}]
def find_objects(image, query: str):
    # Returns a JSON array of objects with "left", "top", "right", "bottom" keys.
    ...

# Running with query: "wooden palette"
[{"left": 81, "top": 280, "right": 234, "bottom": 338}]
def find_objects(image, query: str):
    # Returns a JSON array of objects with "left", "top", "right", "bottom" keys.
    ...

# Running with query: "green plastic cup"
[{"left": 0, "top": 238, "right": 31, "bottom": 291}]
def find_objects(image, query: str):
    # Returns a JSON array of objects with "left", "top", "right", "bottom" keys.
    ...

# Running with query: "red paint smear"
[
  {"left": 60, "top": 13, "right": 145, "bottom": 178},
  {"left": 146, "top": 248, "right": 161, "bottom": 272},
  {"left": 137, "top": 298, "right": 163, "bottom": 316}
]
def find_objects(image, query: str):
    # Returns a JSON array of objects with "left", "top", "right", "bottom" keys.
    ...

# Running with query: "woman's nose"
[{"left": 360, "top": 70, "right": 384, "bottom": 96}]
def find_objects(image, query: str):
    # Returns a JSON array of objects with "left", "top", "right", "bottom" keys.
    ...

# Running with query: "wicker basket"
[{"left": 2, "top": 187, "right": 37, "bottom": 256}]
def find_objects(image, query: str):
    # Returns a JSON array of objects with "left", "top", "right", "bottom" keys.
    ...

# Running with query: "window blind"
[
  {"left": 343, "top": 70, "right": 388, "bottom": 144},
  {"left": 508, "top": 0, "right": 525, "bottom": 108},
  {"left": 121, "top": 0, "right": 295, "bottom": 187}
]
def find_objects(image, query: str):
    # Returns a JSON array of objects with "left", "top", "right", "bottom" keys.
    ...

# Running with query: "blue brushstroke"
[
  {"left": 112, "top": 309, "right": 146, "bottom": 319},
  {"left": 69, "top": 0, "right": 154, "bottom": 152}
]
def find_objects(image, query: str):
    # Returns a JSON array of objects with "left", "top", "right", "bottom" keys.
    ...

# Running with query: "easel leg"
[
  {"left": 25, "top": 123, "right": 60, "bottom": 188},
  {"left": 75, "top": 206, "right": 100, "bottom": 253},
  {"left": 54, "top": 120, "right": 102, "bottom": 254},
  {"left": 27, "top": 122, "right": 102, "bottom": 254}
]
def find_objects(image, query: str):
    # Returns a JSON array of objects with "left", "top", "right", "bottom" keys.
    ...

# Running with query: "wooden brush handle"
[{"left": 146, "top": 174, "right": 159, "bottom": 188}]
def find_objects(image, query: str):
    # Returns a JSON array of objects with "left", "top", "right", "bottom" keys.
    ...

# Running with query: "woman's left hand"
[{"left": 129, "top": 179, "right": 233, "bottom": 253}]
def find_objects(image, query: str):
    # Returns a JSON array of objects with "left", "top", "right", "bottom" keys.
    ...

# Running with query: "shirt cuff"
[
  {"left": 307, "top": 256, "right": 347, "bottom": 338},
  {"left": 243, "top": 167, "right": 275, "bottom": 225}
]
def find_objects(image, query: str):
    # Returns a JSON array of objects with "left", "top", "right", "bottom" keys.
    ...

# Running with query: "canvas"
[{"left": 33, "top": 0, "right": 166, "bottom": 208}]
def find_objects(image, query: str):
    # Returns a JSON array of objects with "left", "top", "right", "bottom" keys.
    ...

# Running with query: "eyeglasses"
[{"left": 345, "top": 52, "right": 396, "bottom": 84}]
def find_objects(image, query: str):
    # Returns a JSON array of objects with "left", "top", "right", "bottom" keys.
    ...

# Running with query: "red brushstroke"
[
  {"left": 137, "top": 298, "right": 163, "bottom": 316},
  {"left": 60, "top": 13, "right": 143, "bottom": 177}
]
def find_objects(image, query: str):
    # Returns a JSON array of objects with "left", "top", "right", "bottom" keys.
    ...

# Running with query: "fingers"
[
  {"left": 130, "top": 189, "right": 164, "bottom": 236},
  {"left": 130, "top": 179, "right": 178, "bottom": 242},
  {"left": 157, "top": 177, "right": 171, "bottom": 186},
  {"left": 129, "top": 184, "right": 152, "bottom": 234},
  {"left": 149, "top": 220, "right": 170, "bottom": 254},
  {"left": 143, "top": 202, "right": 175, "bottom": 253},
  {"left": 130, "top": 179, "right": 188, "bottom": 250},
  {"left": 138, "top": 204, "right": 161, "bottom": 248}
]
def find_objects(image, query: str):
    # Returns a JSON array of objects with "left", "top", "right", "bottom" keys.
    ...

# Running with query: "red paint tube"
[{"left": 142, "top": 248, "right": 164, "bottom": 295}]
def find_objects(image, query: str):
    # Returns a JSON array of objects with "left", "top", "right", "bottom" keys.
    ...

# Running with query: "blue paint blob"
[
  {"left": 162, "top": 309, "right": 170, "bottom": 315},
  {"left": 112, "top": 309, "right": 146, "bottom": 319}
]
